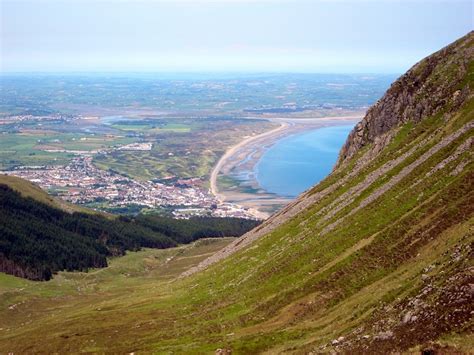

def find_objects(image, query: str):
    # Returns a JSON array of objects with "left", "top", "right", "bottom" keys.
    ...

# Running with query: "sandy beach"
[
  {"left": 209, "top": 121, "right": 289, "bottom": 200},
  {"left": 210, "top": 114, "right": 363, "bottom": 218}
]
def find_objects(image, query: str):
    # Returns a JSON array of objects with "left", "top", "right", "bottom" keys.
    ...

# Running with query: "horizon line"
[{"left": 0, "top": 70, "right": 401, "bottom": 75}]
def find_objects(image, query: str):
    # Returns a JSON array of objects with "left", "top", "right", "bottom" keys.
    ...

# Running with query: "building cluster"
[
  {"left": 2, "top": 114, "right": 72, "bottom": 123},
  {"left": 4, "top": 156, "right": 257, "bottom": 219},
  {"left": 116, "top": 142, "right": 153, "bottom": 151}
]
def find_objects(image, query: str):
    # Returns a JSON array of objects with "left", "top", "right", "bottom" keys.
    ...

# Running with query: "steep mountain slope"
[
  {"left": 184, "top": 32, "right": 474, "bottom": 276},
  {"left": 1, "top": 32, "right": 473, "bottom": 353}
]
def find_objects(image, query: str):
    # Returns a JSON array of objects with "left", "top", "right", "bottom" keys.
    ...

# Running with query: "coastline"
[
  {"left": 210, "top": 114, "right": 363, "bottom": 219},
  {"left": 209, "top": 121, "right": 289, "bottom": 201}
]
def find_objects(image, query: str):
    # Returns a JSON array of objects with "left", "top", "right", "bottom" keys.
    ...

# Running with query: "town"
[{"left": 3, "top": 155, "right": 259, "bottom": 219}]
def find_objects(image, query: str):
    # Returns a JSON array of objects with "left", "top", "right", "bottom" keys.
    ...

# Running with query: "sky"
[{"left": 1, "top": 0, "right": 472, "bottom": 73}]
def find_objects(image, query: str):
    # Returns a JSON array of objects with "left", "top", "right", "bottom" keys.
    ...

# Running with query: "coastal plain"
[{"left": 0, "top": 74, "right": 390, "bottom": 217}]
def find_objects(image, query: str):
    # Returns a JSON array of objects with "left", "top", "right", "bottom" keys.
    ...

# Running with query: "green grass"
[
  {"left": 0, "top": 133, "right": 72, "bottom": 169},
  {"left": 0, "top": 238, "right": 235, "bottom": 348},
  {"left": 93, "top": 120, "right": 276, "bottom": 181},
  {"left": 111, "top": 122, "right": 191, "bottom": 133},
  {"left": 0, "top": 131, "right": 138, "bottom": 170},
  {"left": 43, "top": 134, "right": 136, "bottom": 151},
  {"left": 0, "top": 175, "right": 59, "bottom": 207}
]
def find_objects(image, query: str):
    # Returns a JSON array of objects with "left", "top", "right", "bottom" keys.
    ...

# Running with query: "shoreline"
[
  {"left": 210, "top": 114, "right": 363, "bottom": 219},
  {"left": 209, "top": 121, "right": 289, "bottom": 201}
]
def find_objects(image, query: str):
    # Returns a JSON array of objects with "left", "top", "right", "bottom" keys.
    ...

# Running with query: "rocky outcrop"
[{"left": 338, "top": 31, "right": 474, "bottom": 164}]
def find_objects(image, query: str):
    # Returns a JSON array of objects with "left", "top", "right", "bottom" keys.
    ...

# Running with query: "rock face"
[{"left": 338, "top": 31, "right": 474, "bottom": 164}]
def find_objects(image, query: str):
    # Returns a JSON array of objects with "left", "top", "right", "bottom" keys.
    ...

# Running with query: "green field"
[
  {"left": 0, "top": 131, "right": 138, "bottom": 169},
  {"left": 93, "top": 119, "right": 276, "bottom": 181},
  {"left": 40, "top": 134, "right": 136, "bottom": 151},
  {"left": 0, "top": 238, "right": 234, "bottom": 349},
  {"left": 0, "top": 116, "right": 276, "bottom": 185},
  {"left": 0, "top": 175, "right": 88, "bottom": 213},
  {"left": 111, "top": 122, "right": 191, "bottom": 133},
  {"left": 0, "top": 237, "right": 233, "bottom": 297},
  {"left": 0, "top": 133, "right": 72, "bottom": 169}
]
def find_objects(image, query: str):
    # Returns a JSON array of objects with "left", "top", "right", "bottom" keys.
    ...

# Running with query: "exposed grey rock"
[
  {"left": 338, "top": 31, "right": 474, "bottom": 164},
  {"left": 374, "top": 330, "right": 394, "bottom": 340}
]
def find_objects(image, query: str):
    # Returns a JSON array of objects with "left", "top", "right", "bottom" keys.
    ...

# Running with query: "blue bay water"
[{"left": 255, "top": 124, "right": 354, "bottom": 197}]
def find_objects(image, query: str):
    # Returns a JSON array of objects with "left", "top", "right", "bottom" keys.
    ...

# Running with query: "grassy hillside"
[
  {"left": 1, "top": 33, "right": 473, "bottom": 352},
  {"left": 0, "top": 174, "right": 91, "bottom": 213},
  {"left": 0, "top": 179, "right": 259, "bottom": 280},
  {"left": 0, "top": 184, "right": 178, "bottom": 279}
]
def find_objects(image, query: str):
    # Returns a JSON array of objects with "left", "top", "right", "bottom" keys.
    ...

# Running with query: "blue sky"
[{"left": 1, "top": 0, "right": 472, "bottom": 73}]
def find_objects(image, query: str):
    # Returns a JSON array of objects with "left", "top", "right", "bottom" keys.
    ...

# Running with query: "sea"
[{"left": 255, "top": 124, "right": 354, "bottom": 197}]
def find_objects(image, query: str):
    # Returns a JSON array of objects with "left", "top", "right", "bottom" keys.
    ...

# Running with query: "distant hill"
[
  {"left": 0, "top": 183, "right": 177, "bottom": 280},
  {"left": 0, "top": 174, "right": 89, "bottom": 213},
  {"left": 0, "top": 177, "right": 259, "bottom": 281}
]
